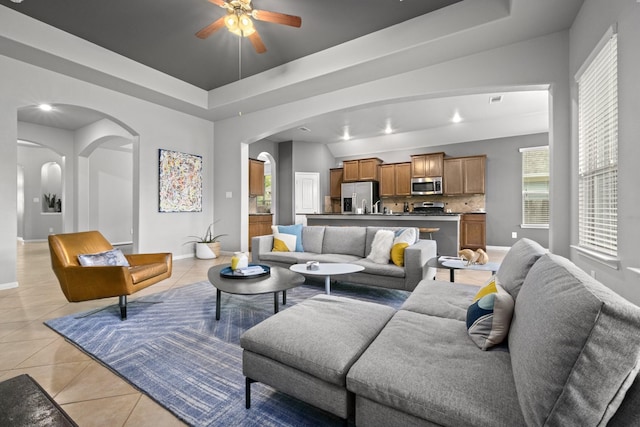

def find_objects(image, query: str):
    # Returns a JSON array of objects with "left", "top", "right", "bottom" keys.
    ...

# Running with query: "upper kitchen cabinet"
[
  {"left": 380, "top": 162, "right": 411, "bottom": 197},
  {"left": 249, "top": 158, "right": 265, "bottom": 196},
  {"left": 443, "top": 155, "right": 486, "bottom": 195},
  {"left": 411, "top": 153, "right": 444, "bottom": 178},
  {"left": 343, "top": 158, "right": 383, "bottom": 182}
]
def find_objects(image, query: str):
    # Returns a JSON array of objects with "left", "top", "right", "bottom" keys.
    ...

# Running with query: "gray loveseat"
[
  {"left": 241, "top": 238, "right": 640, "bottom": 426},
  {"left": 251, "top": 225, "right": 437, "bottom": 291}
]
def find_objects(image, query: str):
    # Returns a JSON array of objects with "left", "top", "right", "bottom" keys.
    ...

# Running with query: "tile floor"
[{"left": 0, "top": 241, "right": 506, "bottom": 426}]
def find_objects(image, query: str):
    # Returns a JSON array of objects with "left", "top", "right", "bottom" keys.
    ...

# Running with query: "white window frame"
[
  {"left": 520, "top": 146, "right": 549, "bottom": 229},
  {"left": 573, "top": 25, "right": 619, "bottom": 265}
]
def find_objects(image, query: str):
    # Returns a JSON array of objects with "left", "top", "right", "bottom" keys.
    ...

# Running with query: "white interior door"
[{"left": 295, "top": 172, "right": 319, "bottom": 224}]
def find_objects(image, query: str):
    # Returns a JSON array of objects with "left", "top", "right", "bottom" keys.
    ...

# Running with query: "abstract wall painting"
[{"left": 158, "top": 149, "right": 203, "bottom": 212}]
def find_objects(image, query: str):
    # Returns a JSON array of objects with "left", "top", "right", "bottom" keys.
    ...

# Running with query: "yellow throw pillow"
[
  {"left": 272, "top": 230, "right": 297, "bottom": 252},
  {"left": 390, "top": 228, "right": 417, "bottom": 266}
]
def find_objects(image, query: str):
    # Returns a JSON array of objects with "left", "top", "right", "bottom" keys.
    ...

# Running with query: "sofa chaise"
[
  {"left": 241, "top": 238, "right": 640, "bottom": 426},
  {"left": 251, "top": 225, "right": 437, "bottom": 291}
]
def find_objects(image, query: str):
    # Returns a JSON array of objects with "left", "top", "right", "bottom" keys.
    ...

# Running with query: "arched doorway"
[{"left": 16, "top": 104, "right": 138, "bottom": 249}]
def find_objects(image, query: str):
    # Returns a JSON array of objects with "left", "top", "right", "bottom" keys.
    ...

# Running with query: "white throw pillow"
[
  {"left": 367, "top": 230, "right": 395, "bottom": 264},
  {"left": 391, "top": 228, "right": 417, "bottom": 266}
]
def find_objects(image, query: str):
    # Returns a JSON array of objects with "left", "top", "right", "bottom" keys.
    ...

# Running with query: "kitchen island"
[{"left": 306, "top": 214, "right": 461, "bottom": 256}]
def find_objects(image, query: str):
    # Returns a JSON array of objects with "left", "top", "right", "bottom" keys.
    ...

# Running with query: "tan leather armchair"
[{"left": 48, "top": 230, "right": 172, "bottom": 320}]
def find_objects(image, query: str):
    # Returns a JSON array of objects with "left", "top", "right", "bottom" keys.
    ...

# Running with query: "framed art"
[{"left": 158, "top": 149, "right": 203, "bottom": 212}]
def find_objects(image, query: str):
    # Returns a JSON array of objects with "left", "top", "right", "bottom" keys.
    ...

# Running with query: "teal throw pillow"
[{"left": 277, "top": 224, "right": 304, "bottom": 252}]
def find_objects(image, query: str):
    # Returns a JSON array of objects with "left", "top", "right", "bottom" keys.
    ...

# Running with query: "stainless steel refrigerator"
[{"left": 341, "top": 181, "right": 379, "bottom": 214}]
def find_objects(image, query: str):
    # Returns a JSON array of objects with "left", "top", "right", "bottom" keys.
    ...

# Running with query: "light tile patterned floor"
[{"left": 0, "top": 241, "right": 506, "bottom": 426}]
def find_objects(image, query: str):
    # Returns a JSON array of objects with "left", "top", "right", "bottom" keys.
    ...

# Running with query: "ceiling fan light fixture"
[{"left": 225, "top": 13, "right": 240, "bottom": 32}]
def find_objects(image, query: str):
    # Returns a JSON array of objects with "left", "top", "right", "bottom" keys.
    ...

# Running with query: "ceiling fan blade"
[
  {"left": 252, "top": 9, "right": 302, "bottom": 28},
  {"left": 207, "top": 0, "right": 227, "bottom": 7},
  {"left": 196, "top": 16, "right": 226, "bottom": 39},
  {"left": 248, "top": 31, "right": 266, "bottom": 53}
]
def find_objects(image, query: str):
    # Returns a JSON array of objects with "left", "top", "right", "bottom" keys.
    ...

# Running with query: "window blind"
[
  {"left": 577, "top": 31, "right": 618, "bottom": 256},
  {"left": 521, "top": 146, "right": 549, "bottom": 227}
]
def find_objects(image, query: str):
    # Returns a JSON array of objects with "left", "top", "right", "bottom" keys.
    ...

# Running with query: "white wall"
[
  {"left": 0, "top": 54, "right": 214, "bottom": 288},
  {"left": 214, "top": 31, "right": 572, "bottom": 257},
  {"left": 89, "top": 146, "right": 133, "bottom": 244},
  {"left": 16, "top": 145, "right": 64, "bottom": 240},
  {"left": 569, "top": 0, "right": 640, "bottom": 304}
]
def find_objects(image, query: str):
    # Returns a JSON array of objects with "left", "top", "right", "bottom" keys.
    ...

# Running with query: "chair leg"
[{"left": 119, "top": 295, "right": 127, "bottom": 320}]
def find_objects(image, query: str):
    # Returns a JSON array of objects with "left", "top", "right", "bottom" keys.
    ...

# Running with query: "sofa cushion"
[
  {"left": 347, "top": 310, "right": 525, "bottom": 426},
  {"left": 466, "top": 280, "right": 514, "bottom": 350},
  {"left": 366, "top": 230, "right": 395, "bottom": 264},
  {"left": 390, "top": 228, "right": 417, "bottom": 267},
  {"left": 352, "top": 258, "right": 405, "bottom": 278},
  {"left": 322, "top": 226, "right": 366, "bottom": 257},
  {"left": 509, "top": 254, "right": 640, "bottom": 426},
  {"left": 240, "top": 295, "right": 396, "bottom": 386},
  {"left": 495, "top": 238, "right": 546, "bottom": 300},
  {"left": 301, "top": 226, "right": 325, "bottom": 254},
  {"left": 400, "top": 280, "right": 478, "bottom": 321}
]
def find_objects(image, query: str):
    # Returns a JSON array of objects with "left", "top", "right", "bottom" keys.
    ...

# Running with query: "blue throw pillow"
[{"left": 277, "top": 224, "right": 304, "bottom": 252}]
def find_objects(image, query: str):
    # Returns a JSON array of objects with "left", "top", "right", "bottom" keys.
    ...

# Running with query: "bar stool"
[{"left": 418, "top": 227, "right": 440, "bottom": 240}]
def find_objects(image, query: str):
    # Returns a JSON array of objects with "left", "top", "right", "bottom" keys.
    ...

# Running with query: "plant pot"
[
  {"left": 208, "top": 242, "right": 221, "bottom": 258},
  {"left": 195, "top": 242, "right": 216, "bottom": 259}
]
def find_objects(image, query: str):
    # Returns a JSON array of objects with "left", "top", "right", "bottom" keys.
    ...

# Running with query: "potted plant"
[
  {"left": 43, "top": 193, "right": 57, "bottom": 212},
  {"left": 185, "top": 222, "right": 227, "bottom": 259}
]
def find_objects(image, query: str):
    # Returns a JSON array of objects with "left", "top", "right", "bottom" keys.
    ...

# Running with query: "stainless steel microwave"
[{"left": 411, "top": 177, "right": 443, "bottom": 195}]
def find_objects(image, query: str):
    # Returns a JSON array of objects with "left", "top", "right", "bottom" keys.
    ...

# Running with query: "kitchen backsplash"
[{"left": 381, "top": 195, "right": 485, "bottom": 214}]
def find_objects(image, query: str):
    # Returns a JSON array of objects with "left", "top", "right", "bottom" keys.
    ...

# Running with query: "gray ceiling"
[{"left": 1, "top": 0, "right": 461, "bottom": 91}]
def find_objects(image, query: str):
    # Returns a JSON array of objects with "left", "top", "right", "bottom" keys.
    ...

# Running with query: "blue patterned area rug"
[{"left": 45, "top": 280, "right": 409, "bottom": 426}]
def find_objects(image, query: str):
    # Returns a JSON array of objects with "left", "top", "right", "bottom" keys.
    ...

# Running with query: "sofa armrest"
[
  {"left": 251, "top": 235, "right": 274, "bottom": 263},
  {"left": 403, "top": 239, "right": 438, "bottom": 290}
]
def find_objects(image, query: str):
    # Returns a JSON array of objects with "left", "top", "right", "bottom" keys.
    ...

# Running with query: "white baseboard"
[{"left": 0, "top": 282, "right": 19, "bottom": 290}]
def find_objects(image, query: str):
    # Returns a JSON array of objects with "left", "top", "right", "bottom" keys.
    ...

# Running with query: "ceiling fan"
[{"left": 196, "top": 0, "right": 302, "bottom": 54}]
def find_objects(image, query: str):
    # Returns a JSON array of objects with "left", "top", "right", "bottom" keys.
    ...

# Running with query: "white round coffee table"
[{"left": 289, "top": 263, "right": 365, "bottom": 295}]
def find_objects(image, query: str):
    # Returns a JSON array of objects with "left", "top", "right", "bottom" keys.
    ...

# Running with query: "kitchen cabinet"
[
  {"left": 329, "top": 168, "right": 343, "bottom": 213},
  {"left": 395, "top": 163, "right": 411, "bottom": 196},
  {"left": 330, "top": 168, "right": 343, "bottom": 198},
  {"left": 359, "top": 158, "right": 382, "bottom": 181},
  {"left": 443, "top": 155, "right": 486, "bottom": 195},
  {"left": 249, "top": 214, "right": 273, "bottom": 250},
  {"left": 411, "top": 152, "right": 444, "bottom": 178},
  {"left": 379, "top": 164, "right": 395, "bottom": 197},
  {"left": 249, "top": 159, "right": 265, "bottom": 196},
  {"left": 460, "top": 213, "right": 486, "bottom": 251},
  {"left": 342, "top": 158, "right": 383, "bottom": 182},
  {"left": 380, "top": 163, "right": 411, "bottom": 197},
  {"left": 343, "top": 160, "right": 359, "bottom": 182}
]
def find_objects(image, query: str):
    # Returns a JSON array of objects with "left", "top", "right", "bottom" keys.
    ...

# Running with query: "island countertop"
[{"left": 305, "top": 214, "right": 461, "bottom": 256}]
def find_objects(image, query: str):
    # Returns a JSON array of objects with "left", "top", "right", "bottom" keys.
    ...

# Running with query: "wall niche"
[{"left": 41, "top": 162, "right": 62, "bottom": 213}]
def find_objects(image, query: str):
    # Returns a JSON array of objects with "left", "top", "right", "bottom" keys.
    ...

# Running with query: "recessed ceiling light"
[
  {"left": 38, "top": 104, "right": 53, "bottom": 112},
  {"left": 384, "top": 121, "right": 393, "bottom": 134},
  {"left": 489, "top": 95, "right": 503, "bottom": 104},
  {"left": 451, "top": 111, "right": 462, "bottom": 123}
]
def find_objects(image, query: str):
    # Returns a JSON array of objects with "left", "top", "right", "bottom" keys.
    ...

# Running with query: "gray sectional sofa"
[
  {"left": 240, "top": 238, "right": 640, "bottom": 426},
  {"left": 251, "top": 225, "right": 437, "bottom": 291}
]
